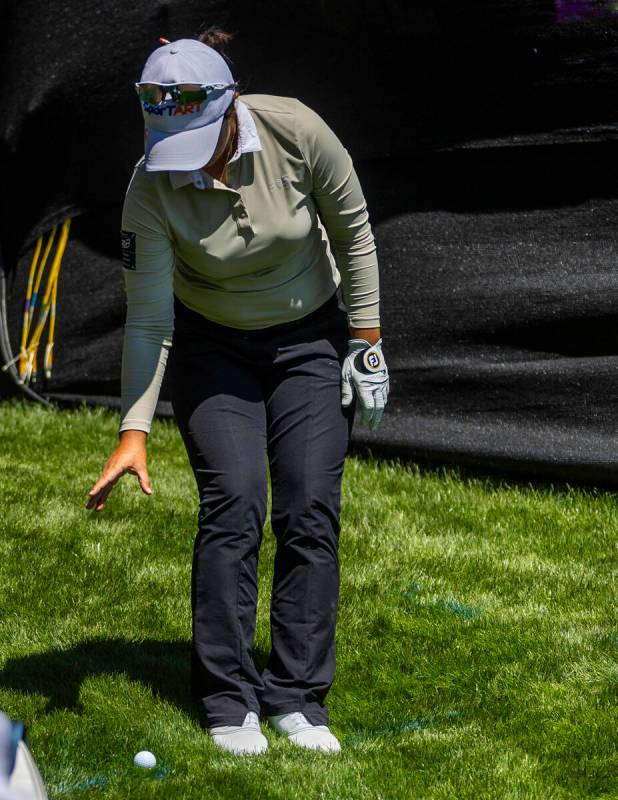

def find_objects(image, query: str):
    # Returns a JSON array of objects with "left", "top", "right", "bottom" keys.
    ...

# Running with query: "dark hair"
[
  {"left": 197, "top": 25, "right": 236, "bottom": 64},
  {"left": 196, "top": 24, "right": 247, "bottom": 97}
]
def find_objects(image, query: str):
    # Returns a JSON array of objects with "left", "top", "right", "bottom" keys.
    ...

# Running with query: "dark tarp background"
[{"left": 2, "top": 0, "right": 618, "bottom": 484}]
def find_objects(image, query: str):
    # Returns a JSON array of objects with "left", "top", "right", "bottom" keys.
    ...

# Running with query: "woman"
[{"left": 86, "top": 27, "right": 389, "bottom": 756}]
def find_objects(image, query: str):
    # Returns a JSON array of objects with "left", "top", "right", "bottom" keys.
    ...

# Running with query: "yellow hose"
[{"left": 21, "top": 219, "right": 70, "bottom": 384}]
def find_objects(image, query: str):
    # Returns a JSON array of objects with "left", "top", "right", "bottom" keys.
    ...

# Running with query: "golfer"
[{"left": 86, "top": 28, "right": 389, "bottom": 755}]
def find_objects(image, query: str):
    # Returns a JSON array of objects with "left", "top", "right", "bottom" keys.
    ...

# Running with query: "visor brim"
[{"left": 144, "top": 115, "right": 225, "bottom": 172}]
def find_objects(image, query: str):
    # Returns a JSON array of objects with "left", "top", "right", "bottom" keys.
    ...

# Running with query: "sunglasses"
[{"left": 134, "top": 81, "right": 238, "bottom": 107}]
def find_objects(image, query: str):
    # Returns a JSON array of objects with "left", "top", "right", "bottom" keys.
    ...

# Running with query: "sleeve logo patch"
[{"left": 120, "top": 231, "right": 136, "bottom": 270}]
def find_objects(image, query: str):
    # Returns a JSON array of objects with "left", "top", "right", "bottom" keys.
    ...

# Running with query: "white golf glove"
[{"left": 341, "top": 338, "right": 389, "bottom": 430}]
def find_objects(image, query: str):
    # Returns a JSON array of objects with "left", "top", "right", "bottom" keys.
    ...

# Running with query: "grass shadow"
[
  {"left": 0, "top": 638, "right": 271, "bottom": 726},
  {"left": 349, "top": 440, "right": 618, "bottom": 498}
]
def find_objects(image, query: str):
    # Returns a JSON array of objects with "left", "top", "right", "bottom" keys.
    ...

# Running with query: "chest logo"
[{"left": 267, "top": 175, "right": 291, "bottom": 192}]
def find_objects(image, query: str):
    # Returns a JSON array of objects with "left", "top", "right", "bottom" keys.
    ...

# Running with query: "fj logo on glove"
[
  {"left": 342, "top": 338, "right": 389, "bottom": 430},
  {"left": 362, "top": 348, "right": 383, "bottom": 373}
]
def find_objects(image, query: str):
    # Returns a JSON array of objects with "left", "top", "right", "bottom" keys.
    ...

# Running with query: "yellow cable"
[
  {"left": 29, "top": 226, "right": 56, "bottom": 330},
  {"left": 24, "top": 220, "right": 70, "bottom": 384},
  {"left": 20, "top": 227, "right": 57, "bottom": 381},
  {"left": 19, "top": 237, "right": 42, "bottom": 376},
  {"left": 44, "top": 276, "right": 58, "bottom": 378},
  {"left": 45, "top": 219, "right": 71, "bottom": 377}
]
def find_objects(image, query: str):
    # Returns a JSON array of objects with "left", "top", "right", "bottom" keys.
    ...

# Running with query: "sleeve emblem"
[{"left": 120, "top": 231, "right": 136, "bottom": 270}]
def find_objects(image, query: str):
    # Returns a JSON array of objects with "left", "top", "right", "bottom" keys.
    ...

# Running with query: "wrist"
[
  {"left": 348, "top": 327, "right": 381, "bottom": 345},
  {"left": 119, "top": 429, "right": 148, "bottom": 444}
]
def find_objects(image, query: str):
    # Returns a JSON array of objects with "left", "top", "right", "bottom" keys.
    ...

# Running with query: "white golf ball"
[{"left": 133, "top": 750, "right": 156, "bottom": 769}]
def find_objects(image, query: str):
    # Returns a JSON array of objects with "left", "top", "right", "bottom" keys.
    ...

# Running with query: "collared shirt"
[
  {"left": 185, "top": 98, "right": 262, "bottom": 189},
  {"left": 119, "top": 94, "right": 380, "bottom": 433}
]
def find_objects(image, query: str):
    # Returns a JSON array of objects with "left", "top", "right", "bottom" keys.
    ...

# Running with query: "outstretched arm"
[{"left": 119, "top": 167, "right": 175, "bottom": 436}]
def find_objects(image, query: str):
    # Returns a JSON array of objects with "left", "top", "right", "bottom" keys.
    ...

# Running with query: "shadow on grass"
[
  {"left": 349, "top": 441, "right": 618, "bottom": 497},
  {"left": 0, "top": 638, "right": 271, "bottom": 726}
]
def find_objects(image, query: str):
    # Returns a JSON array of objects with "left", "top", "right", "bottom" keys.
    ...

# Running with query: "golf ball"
[{"left": 133, "top": 750, "right": 156, "bottom": 769}]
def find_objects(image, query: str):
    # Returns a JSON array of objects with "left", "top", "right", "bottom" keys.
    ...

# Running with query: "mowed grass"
[{"left": 0, "top": 396, "right": 616, "bottom": 800}]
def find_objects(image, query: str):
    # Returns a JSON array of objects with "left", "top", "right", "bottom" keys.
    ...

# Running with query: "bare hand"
[{"left": 86, "top": 430, "right": 152, "bottom": 511}]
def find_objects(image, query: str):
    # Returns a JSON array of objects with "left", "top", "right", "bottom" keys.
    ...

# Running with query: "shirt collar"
[{"left": 168, "top": 98, "right": 262, "bottom": 191}]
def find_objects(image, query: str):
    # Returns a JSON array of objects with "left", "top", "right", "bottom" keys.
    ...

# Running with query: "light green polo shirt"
[{"left": 119, "top": 93, "right": 380, "bottom": 433}]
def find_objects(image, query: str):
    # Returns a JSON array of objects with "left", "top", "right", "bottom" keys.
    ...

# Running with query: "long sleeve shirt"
[{"left": 119, "top": 93, "right": 380, "bottom": 433}]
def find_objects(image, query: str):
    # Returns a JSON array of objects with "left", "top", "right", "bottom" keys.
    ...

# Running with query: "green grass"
[{"left": 0, "top": 396, "right": 616, "bottom": 799}]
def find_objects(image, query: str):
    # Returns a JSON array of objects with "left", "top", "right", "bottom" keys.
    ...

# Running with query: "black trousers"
[{"left": 168, "top": 289, "right": 356, "bottom": 728}]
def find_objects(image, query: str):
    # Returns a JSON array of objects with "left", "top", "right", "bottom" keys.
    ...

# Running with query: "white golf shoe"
[
  {"left": 267, "top": 711, "right": 341, "bottom": 753},
  {"left": 208, "top": 711, "right": 268, "bottom": 755}
]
